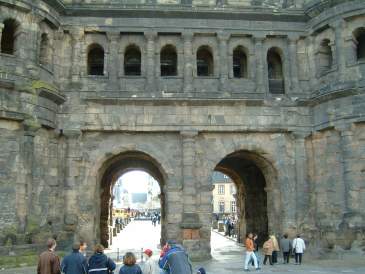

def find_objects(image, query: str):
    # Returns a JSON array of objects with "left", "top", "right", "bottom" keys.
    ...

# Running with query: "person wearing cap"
[
  {"left": 61, "top": 242, "right": 87, "bottom": 274},
  {"left": 158, "top": 240, "right": 193, "bottom": 274},
  {"left": 141, "top": 249, "right": 159, "bottom": 274}
]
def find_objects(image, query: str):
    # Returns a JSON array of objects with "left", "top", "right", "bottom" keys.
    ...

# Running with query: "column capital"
[
  {"left": 54, "top": 29, "right": 65, "bottom": 41},
  {"left": 329, "top": 18, "right": 346, "bottom": 30},
  {"left": 106, "top": 31, "right": 120, "bottom": 42},
  {"left": 292, "top": 131, "right": 311, "bottom": 140},
  {"left": 144, "top": 31, "right": 157, "bottom": 41},
  {"left": 62, "top": 129, "right": 82, "bottom": 139},
  {"left": 182, "top": 31, "right": 194, "bottom": 42},
  {"left": 217, "top": 31, "right": 230, "bottom": 42},
  {"left": 287, "top": 34, "right": 300, "bottom": 43},
  {"left": 69, "top": 27, "right": 85, "bottom": 41},
  {"left": 180, "top": 130, "right": 199, "bottom": 139}
]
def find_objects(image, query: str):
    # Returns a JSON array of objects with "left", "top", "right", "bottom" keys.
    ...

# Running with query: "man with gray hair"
[{"left": 61, "top": 242, "right": 88, "bottom": 274}]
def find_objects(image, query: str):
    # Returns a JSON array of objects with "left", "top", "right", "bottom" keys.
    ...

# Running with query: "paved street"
[{"left": 1, "top": 220, "right": 365, "bottom": 274}]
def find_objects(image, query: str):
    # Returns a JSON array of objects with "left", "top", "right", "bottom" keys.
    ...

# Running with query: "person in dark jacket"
[
  {"left": 158, "top": 240, "right": 193, "bottom": 274},
  {"left": 37, "top": 238, "right": 61, "bottom": 274},
  {"left": 61, "top": 242, "right": 87, "bottom": 274},
  {"left": 119, "top": 252, "right": 142, "bottom": 274},
  {"left": 88, "top": 244, "right": 116, "bottom": 274},
  {"left": 280, "top": 234, "right": 292, "bottom": 264}
]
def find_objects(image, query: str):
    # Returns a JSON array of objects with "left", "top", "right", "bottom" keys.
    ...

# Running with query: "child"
[
  {"left": 141, "top": 249, "right": 156, "bottom": 274},
  {"left": 119, "top": 252, "right": 142, "bottom": 274}
]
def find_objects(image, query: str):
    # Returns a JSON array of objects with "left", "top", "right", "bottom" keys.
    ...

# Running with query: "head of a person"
[
  {"left": 248, "top": 233, "right": 253, "bottom": 239},
  {"left": 47, "top": 238, "right": 57, "bottom": 251},
  {"left": 166, "top": 240, "right": 177, "bottom": 248},
  {"left": 297, "top": 234, "right": 301, "bottom": 238},
  {"left": 197, "top": 267, "right": 206, "bottom": 274},
  {"left": 253, "top": 234, "right": 258, "bottom": 240},
  {"left": 144, "top": 249, "right": 153, "bottom": 258},
  {"left": 123, "top": 252, "right": 136, "bottom": 266},
  {"left": 72, "top": 242, "right": 81, "bottom": 252},
  {"left": 79, "top": 240, "right": 87, "bottom": 252},
  {"left": 284, "top": 233, "right": 288, "bottom": 239},
  {"left": 93, "top": 244, "right": 104, "bottom": 254}
]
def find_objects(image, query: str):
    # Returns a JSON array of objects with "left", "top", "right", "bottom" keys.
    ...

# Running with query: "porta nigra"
[{"left": 0, "top": 0, "right": 364, "bottom": 261}]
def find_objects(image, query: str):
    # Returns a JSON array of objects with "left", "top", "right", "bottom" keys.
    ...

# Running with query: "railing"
[{"left": 268, "top": 79, "right": 285, "bottom": 94}]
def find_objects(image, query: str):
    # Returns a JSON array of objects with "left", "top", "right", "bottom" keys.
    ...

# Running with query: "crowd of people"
[
  {"left": 244, "top": 233, "right": 306, "bottom": 271},
  {"left": 37, "top": 238, "right": 206, "bottom": 274}
]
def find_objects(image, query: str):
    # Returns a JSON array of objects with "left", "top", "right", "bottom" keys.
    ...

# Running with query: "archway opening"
[
  {"left": 98, "top": 151, "right": 166, "bottom": 250},
  {"left": 211, "top": 151, "right": 271, "bottom": 247},
  {"left": 267, "top": 47, "right": 284, "bottom": 94}
]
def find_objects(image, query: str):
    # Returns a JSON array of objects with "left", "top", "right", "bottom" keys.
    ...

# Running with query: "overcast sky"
[{"left": 117, "top": 170, "right": 160, "bottom": 194}]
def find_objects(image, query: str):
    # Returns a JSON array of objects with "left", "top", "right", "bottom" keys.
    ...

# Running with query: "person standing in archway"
[{"left": 244, "top": 233, "right": 260, "bottom": 271}]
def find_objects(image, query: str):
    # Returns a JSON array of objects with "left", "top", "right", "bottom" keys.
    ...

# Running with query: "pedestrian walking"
[
  {"left": 280, "top": 234, "right": 292, "bottom": 264},
  {"left": 262, "top": 236, "right": 274, "bottom": 266},
  {"left": 119, "top": 252, "right": 142, "bottom": 274},
  {"left": 37, "top": 238, "right": 61, "bottom": 274},
  {"left": 61, "top": 242, "right": 87, "bottom": 274},
  {"left": 158, "top": 240, "right": 193, "bottom": 274},
  {"left": 244, "top": 233, "right": 260, "bottom": 271},
  {"left": 251, "top": 234, "right": 261, "bottom": 267},
  {"left": 292, "top": 234, "right": 306, "bottom": 265},
  {"left": 88, "top": 244, "right": 116, "bottom": 274},
  {"left": 270, "top": 235, "right": 280, "bottom": 264}
]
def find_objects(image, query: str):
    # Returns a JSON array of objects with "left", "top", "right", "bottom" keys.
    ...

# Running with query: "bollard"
[
  {"left": 141, "top": 247, "right": 144, "bottom": 262},
  {"left": 117, "top": 248, "right": 120, "bottom": 262}
]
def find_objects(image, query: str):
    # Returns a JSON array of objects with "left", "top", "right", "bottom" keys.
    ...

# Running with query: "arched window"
[
  {"left": 318, "top": 39, "right": 333, "bottom": 74},
  {"left": 160, "top": 45, "right": 177, "bottom": 76},
  {"left": 39, "top": 33, "right": 50, "bottom": 66},
  {"left": 1, "top": 19, "right": 18, "bottom": 55},
  {"left": 124, "top": 45, "right": 141, "bottom": 76},
  {"left": 87, "top": 44, "right": 104, "bottom": 76},
  {"left": 353, "top": 28, "right": 365, "bottom": 61},
  {"left": 267, "top": 47, "right": 284, "bottom": 94},
  {"left": 233, "top": 46, "right": 247, "bottom": 78},
  {"left": 197, "top": 46, "right": 213, "bottom": 77}
]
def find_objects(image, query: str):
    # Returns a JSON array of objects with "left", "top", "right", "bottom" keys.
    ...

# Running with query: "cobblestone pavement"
[{"left": 1, "top": 220, "right": 365, "bottom": 274}]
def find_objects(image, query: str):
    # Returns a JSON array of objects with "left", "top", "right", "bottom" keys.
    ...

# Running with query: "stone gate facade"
[{"left": 0, "top": 0, "right": 364, "bottom": 260}]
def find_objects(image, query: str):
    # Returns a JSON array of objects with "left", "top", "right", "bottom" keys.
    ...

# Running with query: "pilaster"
[
  {"left": 145, "top": 31, "right": 157, "bottom": 92},
  {"left": 183, "top": 31, "right": 194, "bottom": 93},
  {"left": 330, "top": 19, "right": 346, "bottom": 82},
  {"left": 107, "top": 32, "right": 121, "bottom": 89},
  {"left": 254, "top": 36, "right": 266, "bottom": 93},
  {"left": 288, "top": 35, "right": 301, "bottom": 92},
  {"left": 218, "top": 32, "right": 229, "bottom": 91},
  {"left": 69, "top": 28, "right": 85, "bottom": 83}
]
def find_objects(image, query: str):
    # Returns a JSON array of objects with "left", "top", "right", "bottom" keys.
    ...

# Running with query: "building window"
[
  {"left": 230, "top": 184, "right": 236, "bottom": 195},
  {"left": 39, "top": 33, "right": 50, "bottom": 66},
  {"left": 267, "top": 47, "right": 284, "bottom": 94},
  {"left": 317, "top": 39, "right": 333, "bottom": 74},
  {"left": 160, "top": 45, "right": 177, "bottom": 76},
  {"left": 231, "top": 201, "right": 236, "bottom": 213},
  {"left": 87, "top": 44, "right": 104, "bottom": 76},
  {"left": 1, "top": 19, "right": 18, "bottom": 55},
  {"left": 219, "top": 201, "right": 225, "bottom": 213},
  {"left": 353, "top": 28, "right": 365, "bottom": 61},
  {"left": 197, "top": 46, "right": 213, "bottom": 76},
  {"left": 233, "top": 46, "right": 247, "bottom": 78},
  {"left": 124, "top": 45, "right": 141, "bottom": 76},
  {"left": 218, "top": 184, "right": 225, "bottom": 195}
]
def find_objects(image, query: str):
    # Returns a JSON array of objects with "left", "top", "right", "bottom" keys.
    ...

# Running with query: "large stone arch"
[{"left": 97, "top": 150, "right": 168, "bottom": 247}]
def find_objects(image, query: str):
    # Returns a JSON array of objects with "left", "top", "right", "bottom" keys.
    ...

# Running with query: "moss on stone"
[{"left": 31, "top": 80, "right": 58, "bottom": 93}]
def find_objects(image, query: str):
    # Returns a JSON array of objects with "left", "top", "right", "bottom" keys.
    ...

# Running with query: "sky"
[{"left": 116, "top": 170, "right": 160, "bottom": 194}]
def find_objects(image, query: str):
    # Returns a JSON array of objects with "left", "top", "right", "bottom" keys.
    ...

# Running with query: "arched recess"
[
  {"left": 39, "top": 33, "right": 50, "bottom": 66},
  {"left": 353, "top": 28, "right": 365, "bottom": 61},
  {"left": 1, "top": 18, "right": 19, "bottom": 55},
  {"left": 160, "top": 44, "right": 177, "bottom": 76},
  {"left": 213, "top": 150, "right": 279, "bottom": 245},
  {"left": 87, "top": 43, "right": 105, "bottom": 75},
  {"left": 317, "top": 39, "right": 333, "bottom": 74},
  {"left": 124, "top": 44, "right": 141, "bottom": 76},
  {"left": 267, "top": 47, "right": 285, "bottom": 94},
  {"left": 98, "top": 151, "right": 167, "bottom": 248},
  {"left": 197, "top": 45, "right": 214, "bottom": 76},
  {"left": 233, "top": 46, "right": 248, "bottom": 78}
]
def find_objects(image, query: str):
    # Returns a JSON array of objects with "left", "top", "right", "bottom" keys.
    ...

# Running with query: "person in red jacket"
[{"left": 244, "top": 233, "right": 260, "bottom": 271}]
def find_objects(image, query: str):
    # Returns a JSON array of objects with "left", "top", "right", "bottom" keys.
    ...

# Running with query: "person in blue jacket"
[
  {"left": 158, "top": 240, "right": 192, "bottom": 274},
  {"left": 61, "top": 242, "right": 88, "bottom": 274},
  {"left": 88, "top": 244, "right": 116, "bottom": 274}
]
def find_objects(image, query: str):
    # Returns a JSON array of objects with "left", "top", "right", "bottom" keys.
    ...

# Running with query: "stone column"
[
  {"left": 218, "top": 32, "right": 229, "bottom": 92},
  {"left": 254, "top": 36, "right": 266, "bottom": 93},
  {"left": 330, "top": 19, "right": 346, "bottom": 81},
  {"left": 107, "top": 32, "right": 120, "bottom": 89},
  {"left": 53, "top": 30, "right": 64, "bottom": 83},
  {"left": 180, "top": 131, "right": 203, "bottom": 260},
  {"left": 63, "top": 129, "right": 82, "bottom": 234},
  {"left": 18, "top": 121, "right": 40, "bottom": 233},
  {"left": 288, "top": 35, "right": 300, "bottom": 92},
  {"left": 70, "top": 28, "right": 84, "bottom": 83},
  {"left": 183, "top": 31, "right": 194, "bottom": 93},
  {"left": 337, "top": 126, "right": 361, "bottom": 227},
  {"left": 293, "top": 132, "right": 310, "bottom": 227},
  {"left": 145, "top": 31, "right": 157, "bottom": 92},
  {"left": 0, "top": 23, "right": 3, "bottom": 46},
  {"left": 306, "top": 35, "right": 318, "bottom": 88}
]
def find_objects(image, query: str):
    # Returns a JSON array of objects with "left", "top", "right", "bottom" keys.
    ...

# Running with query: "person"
[
  {"left": 292, "top": 234, "right": 306, "bottom": 265},
  {"left": 244, "top": 233, "right": 259, "bottom": 271},
  {"left": 280, "top": 234, "right": 292, "bottom": 264},
  {"left": 79, "top": 240, "right": 88, "bottom": 257},
  {"left": 159, "top": 240, "right": 193, "bottom": 274},
  {"left": 37, "top": 238, "right": 61, "bottom": 274},
  {"left": 262, "top": 236, "right": 274, "bottom": 266},
  {"left": 251, "top": 234, "right": 260, "bottom": 267},
  {"left": 61, "top": 242, "right": 87, "bottom": 274},
  {"left": 140, "top": 249, "right": 159, "bottom": 274},
  {"left": 119, "top": 252, "right": 142, "bottom": 274},
  {"left": 88, "top": 244, "right": 116, "bottom": 274},
  {"left": 270, "top": 235, "right": 280, "bottom": 264},
  {"left": 196, "top": 267, "right": 206, "bottom": 274}
]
